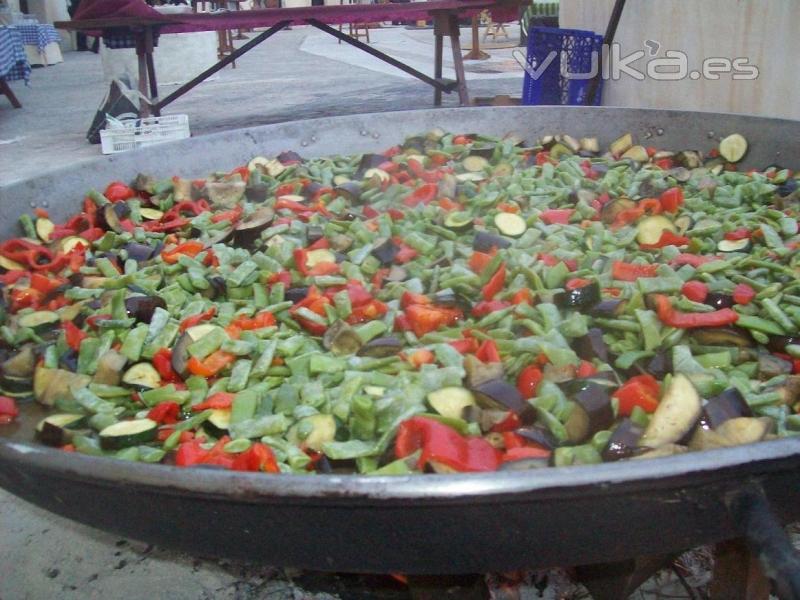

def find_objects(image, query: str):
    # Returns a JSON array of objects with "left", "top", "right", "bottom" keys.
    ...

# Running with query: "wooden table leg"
[
  {"left": 135, "top": 32, "right": 151, "bottom": 118},
  {"left": 433, "top": 32, "right": 443, "bottom": 106},
  {"left": 144, "top": 27, "right": 160, "bottom": 117},
  {"left": 463, "top": 15, "right": 489, "bottom": 61},
  {"left": 447, "top": 14, "right": 470, "bottom": 105},
  {"left": 0, "top": 79, "right": 22, "bottom": 108},
  {"left": 711, "top": 538, "right": 771, "bottom": 600}
]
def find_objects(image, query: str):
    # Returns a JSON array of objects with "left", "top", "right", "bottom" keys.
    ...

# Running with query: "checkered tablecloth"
[
  {"left": 103, "top": 28, "right": 160, "bottom": 49},
  {"left": 0, "top": 27, "right": 31, "bottom": 83},
  {"left": 12, "top": 23, "right": 62, "bottom": 51}
]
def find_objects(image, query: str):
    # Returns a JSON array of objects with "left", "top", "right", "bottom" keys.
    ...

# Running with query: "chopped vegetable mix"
[{"left": 2, "top": 129, "right": 800, "bottom": 474}]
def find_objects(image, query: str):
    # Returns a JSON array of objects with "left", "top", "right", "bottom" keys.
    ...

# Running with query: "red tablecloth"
[{"left": 74, "top": 0, "right": 517, "bottom": 30}]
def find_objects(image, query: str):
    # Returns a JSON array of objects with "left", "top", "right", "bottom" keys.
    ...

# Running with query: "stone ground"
[{"left": 0, "top": 25, "right": 525, "bottom": 186}]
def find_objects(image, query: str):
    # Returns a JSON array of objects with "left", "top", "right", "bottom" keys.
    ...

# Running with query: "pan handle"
[{"left": 726, "top": 484, "right": 800, "bottom": 600}]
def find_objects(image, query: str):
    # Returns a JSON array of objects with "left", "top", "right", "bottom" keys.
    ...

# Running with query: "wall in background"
[{"left": 560, "top": 0, "right": 800, "bottom": 120}]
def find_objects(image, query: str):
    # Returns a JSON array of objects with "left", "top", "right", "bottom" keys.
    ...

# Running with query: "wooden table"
[{"left": 56, "top": 0, "right": 518, "bottom": 117}]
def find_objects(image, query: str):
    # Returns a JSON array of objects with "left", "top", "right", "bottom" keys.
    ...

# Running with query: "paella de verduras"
[{"left": 0, "top": 130, "right": 798, "bottom": 474}]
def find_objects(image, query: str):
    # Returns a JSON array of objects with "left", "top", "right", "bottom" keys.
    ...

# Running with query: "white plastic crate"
[{"left": 100, "top": 114, "right": 190, "bottom": 154}]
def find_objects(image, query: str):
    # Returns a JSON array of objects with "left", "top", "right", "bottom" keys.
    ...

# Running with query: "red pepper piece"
[
  {"left": 471, "top": 300, "right": 511, "bottom": 318},
  {"left": 449, "top": 334, "right": 480, "bottom": 355},
  {"left": 670, "top": 253, "right": 716, "bottom": 268},
  {"left": 147, "top": 401, "right": 181, "bottom": 425},
  {"left": 652, "top": 294, "right": 739, "bottom": 329},
  {"left": 403, "top": 183, "right": 438, "bottom": 207},
  {"left": 516, "top": 365, "right": 543, "bottom": 399},
  {"left": 186, "top": 351, "right": 236, "bottom": 378},
  {"left": 404, "top": 303, "right": 462, "bottom": 337},
  {"left": 614, "top": 374, "right": 660, "bottom": 416},
  {"left": 0, "top": 396, "right": 19, "bottom": 425},
  {"left": 725, "top": 227, "right": 752, "bottom": 241},
  {"left": 659, "top": 187, "right": 684, "bottom": 213},
  {"left": 640, "top": 230, "right": 690, "bottom": 250},
  {"left": 475, "top": 339, "right": 501, "bottom": 363},
  {"left": 104, "top": 182, "right": 136, "bottom": 202},
  {"left": 733, "top": 283, "right": 756, "bottom": 305},
  {"left": 63, "top": 321, "right": 88, "bottom": 352},
  {"left": 502, "top": 446, "right": 551, "bottom": 462},
  {"left": 511, "top": 288, "right": 533, "bottom": 305},
  {"left": 192, "top": 392, "right": 236, "bottom": 411},
  {"left": 395, "top": 416, "right": 500, "bottom": 472},
  {"left": 468, "top": 250, "right": 495, "bottom": 273},
  {"left": 211, "top": 205, "right": 243, "bottom": 224},
  {"left": 576, "top": 360, "right": 598, "bottom": 378},
  {"left": 681, "top": 281, "right": 709, "bottom": 303},
  {"left": 152, "top": 348, "right": 181, "bottom": 383},
  {"left": 612, "top": 261, "right": 659, "bottom": 281},
  {"left": 489, "top": 411, "right": 522, "bottom": 433},
  {"left": 161, "top": 240, "right": 204, "bottom": 264},
  {"left": 231, "top": 442, "right": 280, "bottom": 473},
  {"left": 481, "top": 262, "right": 506, "bottom": 301},
  {"left": 539, "top": 209, "right": 574, "bottom": 225},
  {"left": 611, "top": 206, "right": 645, "bottom": 228},
  {"left": 406, "top": 348, "right": 435, "bottom": 368},
  {"left": 179, "top": 307, "right": 217, "bottom": 332},
  {"left": 565, "top": 277, "right": 592, "bottom": 291}
]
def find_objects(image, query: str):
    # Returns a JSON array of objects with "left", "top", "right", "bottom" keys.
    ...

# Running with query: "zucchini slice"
[
  {"left": 288, "top": 414, "right": 336, "bottom": 452},
  {"left": 549, "top": 142, "right": 573, "bottom": 160},
  {"left": 674, "top": 215, "right": 694, "bottom": 235},
  {"left": 185, "top": 323, "right": 221, "bottom": 342},
  {"left": 17, "top": 311, "right": 60, "bottom": 334},
  {"left": 622, "top": 145, "right": 649, "bottom": 162},
  {"left": 139, "top": 207, "right": 165, "bottom": 221},
  {"left": 463, "top": 156, "right": 489, "bottom": 173},
  {"left": 427, "top": 387, "right": 476, "bottom": 420},
  {"left": 122, "top": 363, "right": 161, "bottom": 389},
  {"left": 717, "top": 238, "right": 752, "bottom": 253},
  {"left": 203, "top": 408, "right": 231, "bottom": 437},
  {"left": 494, "top": 212, "right": 527, "bottom": 237},
  {"left": 99, "top": 418, "right": 158, "bottom": 450},
  {"left": 636, "top": 215, "right": 677, "bottom": 245},
  {"left": 444, "top": 211, "right": 474, "bottom": 233},
  {"left": 719, "top": 133, "right": 748, "bottom": 163},
  {"left": 580, "top": 137, "right": 600, "bottom": 153},
  {"left": 36, "top": 413, "right": 88, "bottom": 446},
  {"left": 609, "top": 133, "right": 633, "bottom": 156},
  {"left": 305, "top": 248, "right": 336, "bottom": 268},
  {"left": 492, "top": 163, "right": 514, "bottom": 178},
  {"left": 1, "top": 375, "right": 33, "bottom": 394},
  {"left": 455, "top": 172, "right": 486, "bottom": 183},
  {"left": 35, "top": 218, "right": 55, "bottom": 242}
]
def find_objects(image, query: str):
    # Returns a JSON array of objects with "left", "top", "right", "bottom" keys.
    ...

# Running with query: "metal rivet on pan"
[
  {"left": 311, "top": 136, "right": 317, "bottom": 142},
  {"left": 707, "top": 131, "right": 715, "bottom": 138},
  {"left": 42, "top": 201, "right": 49, "bottom": 208},
  {"left": 656, "top": 128, "right": 664, "bottom": 136},
  {"left": 29, "top": 202, "right": 35, "bottom": 207},
  {"left": 360, "top": 130, "right": 368, "bottom": 136},
  {"left": 372, "top": 133, "right": 379, "bottom": 139},
  {"left": 644, "top": 131, "right": 653, "bottom": 139},
  {"left": 301, "top": 141, "right": 308, "bottom": 147}
]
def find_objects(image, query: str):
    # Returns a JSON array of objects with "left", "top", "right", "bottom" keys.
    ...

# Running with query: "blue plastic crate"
[{"left": 521, "top": 26, "right": 604, "bottom": 106}]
